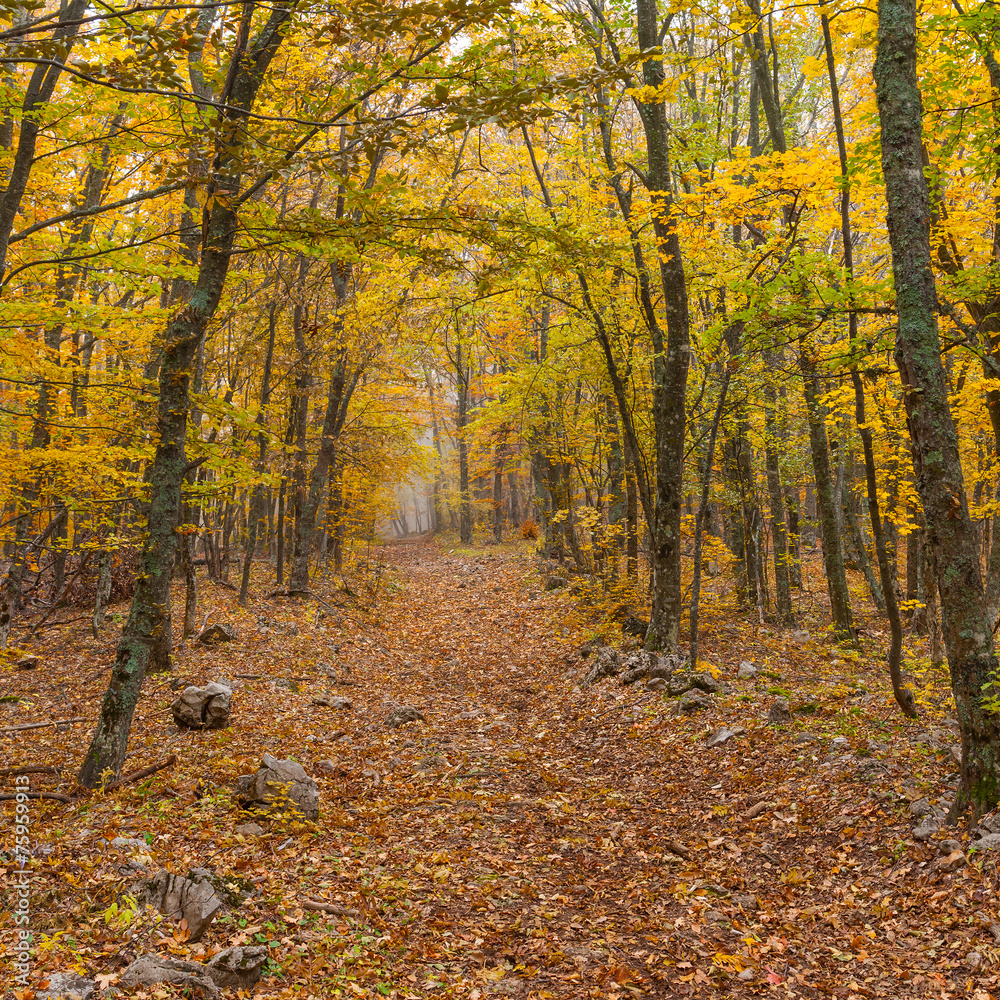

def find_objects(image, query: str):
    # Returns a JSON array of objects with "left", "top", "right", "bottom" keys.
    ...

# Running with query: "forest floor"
[{"left": 2, "top": 535, "right": 998, "bottom": 999}]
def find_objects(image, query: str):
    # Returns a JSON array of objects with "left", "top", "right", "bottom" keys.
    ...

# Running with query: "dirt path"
[{"left": 7, "top": 537, "right": 995, "bottom": 998}]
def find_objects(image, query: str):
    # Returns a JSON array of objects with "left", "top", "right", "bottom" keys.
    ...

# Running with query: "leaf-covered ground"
[{"left": 3, "top": 537, "right": 998, "bottom": 999}]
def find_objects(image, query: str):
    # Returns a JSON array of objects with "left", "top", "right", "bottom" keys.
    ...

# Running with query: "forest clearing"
[{"left": 3, "top": 0, "right": 1000, "bottom": 995}]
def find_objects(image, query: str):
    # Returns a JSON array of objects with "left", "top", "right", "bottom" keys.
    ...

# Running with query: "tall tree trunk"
[
  {"left": 875, "top": 0, "right": 1000, "bottom": 813},
  {"left": 78, "top": 4, "right": 291, "bottom": 788},
  {"left": 800, "top": 335, "right": 855, "bottom": 638}
]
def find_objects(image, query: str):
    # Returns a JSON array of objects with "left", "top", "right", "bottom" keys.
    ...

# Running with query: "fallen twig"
[
  {"left": 0, "top": 717, "right": 85, "bottom": 734},
  {"left": 0, "top": 764, "right": 61, "bottom": 778},
  {"left": 301, "top": 900, "right": 360, "bottom": 918},
  {"left": 0, "top": 791, "right": 74, "bottom": 803},
  {"left": 102, "top": 754, "right": 177, "bottom": 794},
  {"left": 665, "top": 839, "right": 694, "bottom": 862}
]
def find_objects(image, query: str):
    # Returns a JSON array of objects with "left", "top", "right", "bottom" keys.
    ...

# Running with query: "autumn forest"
[{"left": 4, "top": 0, "right": 1000, "bottom": 996}]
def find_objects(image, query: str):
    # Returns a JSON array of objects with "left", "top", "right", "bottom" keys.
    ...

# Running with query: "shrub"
[{"left": 520, "top": 520, "right": 540, "bottom": 540}]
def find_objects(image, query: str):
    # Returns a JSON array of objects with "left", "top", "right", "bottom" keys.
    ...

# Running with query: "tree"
[{"left": 875, "top": 0, "right": 1000, "bottom": 812}]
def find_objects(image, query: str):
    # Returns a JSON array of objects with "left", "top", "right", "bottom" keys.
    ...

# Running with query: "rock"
[
  {"left": 16, "top": 654, "right": 38, "bottom": 670},
  {"left": 793, "top": 733, "right": 818, "bottom": 744},
  {"left": 110, "top": 836, "right": 149, "bottom": 850},
  {"left": 328, "top": 696, "right": 352, "bottom": 710},
  {"left": 578, "top": 637, "right": 608, "bottom": 658},
  {"left": 234, "top": 822, "right": 264, "bottom": 837},
  {"left": 385, "top": 704, "right": 425, "bottom": 729},
  {"left": 688, "top": 671, "right": 723, "bottom": 695},
  {"left": 831, "top": 736, "right": 850, "bottom": 750},
  {"left": 195, "top": 622, "right": 238, "bottom": 645},
  {"left": 791, "top": 629, "right": 811, "bottom": 643},
  {"left": 939, "top": 839, "right": 963, "bottom": 854},
  {"left": 977, "top": 812, "right": 1000, "bottom": 837},
  {"left": 706, "top": 727, "right": 739, "bottom": 748},
  {"left": 171, "top": 681, "right": 232, "bottom": 730},
  {"left": 121, "top": 954, "right": 219, "bottom": 997},
  {"left": 971, "top": 833, "right": 1000, "bottom": 851},
  {"left": 646, "top": 676, "right": 667, "bottom": 692},
  {"left": 545, "top": 575, "right": 568, "bottom": 591},
  {"left": 679, "top": 689, "right": 713, "bottom": 714},
  {"left": 738, "top": 968, "right": 755, "bottom": 981},
  {"left": 37, "top": 972, "right": 96, "bottom": 999},
  {"left": 855, "top": 759, "right": 889, "bottom": 781},
  {"left": 582, "top": 647, "right": 622, "bottom": 687},
  {"left": 458, "top": 709, "right": 482, "bottom": 719},
  {"left": 619, "top": 651, "right": 658, "bottom": 685},
  {"left": 737, "top": 661, "right": 757, "bottom": 680},
  {"left": 620, "top": 615, "right": 649, "bottom": 638},
  {"left": 913, "top": 819, "right": 939, "bottom": 842},
  {"left": 651, "top": 654, "right": 685, "bottom": 679},
  {"left": 966, "top": 950, "right": 983, "bottom": 971},
  {"left": 205, "top": 944, "right": 268, "bottom": 990},
  {"left": 147, "top": 870, "right": 223, "bottom": 942},
  {"left": 910, "top": 798, "right": 933, "bottom": 818},
  {"left": 768, "top": 697, "right": 791, "bottom": 724},
  {"left": 235, "top": 754, "right": 320, "bottom": 820},
  {"left": 315, "top": 759, "right": 337, "bottom": 773},
  {"left": 731, "top": 893, "right": 758, "bottom": 911},
  {"left": 939, "top": 850, "right": 967, "bottom": 873}
]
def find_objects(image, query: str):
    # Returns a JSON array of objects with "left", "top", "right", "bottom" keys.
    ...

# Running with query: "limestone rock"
[
  {"left": 737, "top": 661, "right": 757, "bottom": 680},
  {"left": 205, "top": 945, "right": 269, "bottom": 990},
  {"left": 679, "top": 689, "right": 713, "bottom": 714},
  {"left": 37, "top": 973, "right": 95, "bottom": 999},
  {"left": 545, "top": 575, "right": 568, "bottom": 591},
  {"left": 234, "top": 822, "right": 264, "bottom": 837},
  {"left": 121, "top": 954, "right": 219, "bottom": 997},
  {"left": 582, "top": 647, "right": 622, "bottom": 687},
  {"left": 972, "top": 833, "right": 1000, "bottom": 851},
  {"left": 618, "top": 651, "right": 658, "bottom": 685},
  {"left": 913, "top": 818, "right": 939, "bottom": 842},
  {"left": 939, "top": 850, "right": 966, "bottom": 873},
  {"left": 620, "top": 615, "right": 649, "bottom": 638},
  {"left": 791, "top": 629, "right": 811, "bottom": 643},
  {"left": 646, "top": 676, "right": 667, "bottom": 692},
  {"left": 16, "top": 655, "right": 38, "bottom": 670},
  {"left": 910, "top": 798, "right": 933, "bottom": 818},
  {"left": 172, "top": 681, "right": 232, "bottom": 730},
  {"left": 385, "top": 704, "right": 425, "bottom": 729},
  {"left": 148, "top": 870, "right": 223, "bottom": 942},
  {"left": 235, "top": 754, "right": 319, "bottom": 820},
  {"left": 688, "top": 671, "right": 723, "bottom": 695},
  {"left": 706, "top": 727, "right": 739, "bottom": 748},
  {"left": 768, "top": 697, "right": 791, "bottom": 724},
  {"left": 939, "top": 839, "right": 963, "bottom": 854},
  {"left": 195, "top": 622, "right": 238, "bottom": 644}
]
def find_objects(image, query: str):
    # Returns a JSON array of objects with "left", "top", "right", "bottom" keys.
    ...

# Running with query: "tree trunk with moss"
[{"left": 875, "top": 0, "right": 1000, "bottom": 814}]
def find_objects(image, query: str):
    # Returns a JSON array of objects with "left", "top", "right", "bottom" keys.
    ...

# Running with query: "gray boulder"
[
  {"left": 706, "top": 727, "right": 740, "bottom": 748},
  {"left": 385, "top": 704, "right": 426, "bottom": 729},
  {"left": 545, "top": 575, "right": 568, "bottom": 591},
  {"left": 913, "top": 818, "right": 939, "bottom": 842},
  {"left": 235, "top": 822, "right": 264, "bottom": 837},
  {"left": 148, "top": 870, "right": 223, "bottom": 942},
  {"left": 768, "top": 697, "right": 791, "bottom": 724},
  {"left": 679, "top": 689, "right": 713, "bottom": 714},
  {"left": 37, "top": 973, "right": 95, "bottom": 1000},
  {"left": 689, "top": 671, "right": 724, "bottom": 694},
  {"left": 205, "top": 945, "right": 269, "bottom": 990},
  {"left": 737, "top": 661, "right": 757, "bottom": 680},
  {"left": 618, "top": 651, "right": 658, "bottom": 685},
  {"left": 196, "top": 622, "right": 238, "bottom": 644},
  {"left": 172, "top": 681, "right": 232, "bottom": 730},
  {"left": 646, "top": 676, "right": 667, "bottom": 692},
  {"left": 121, "top": 955, "right": 219, "bottom": 997},
  {"left": 235, "top": 754, "right": 319, "bottom": 820},
  {"left": 582, "top": 647, "right": 622, "bottom": 687},
  {"left": 971, "top": 833, "right": 1000, "bottom": 852}
]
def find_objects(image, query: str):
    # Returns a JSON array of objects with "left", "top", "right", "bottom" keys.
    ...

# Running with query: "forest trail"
[{"left": 9, "top": 537, "right": 994, "bottom": 999}]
